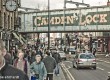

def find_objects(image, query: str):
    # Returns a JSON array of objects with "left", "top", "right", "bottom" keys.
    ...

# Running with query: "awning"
[{"left": 12, "top": 32, "right": 24, "bottom": 44}]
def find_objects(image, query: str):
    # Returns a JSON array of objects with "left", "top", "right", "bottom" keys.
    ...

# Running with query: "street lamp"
[
  {"left": 48, "top": 0, "right": 50, "bottom": 50},
  {"left": 2, "top": 29, "right": 7, "bottom": 41},
  {"left": 6, "top": 30, "right": 12, "bottom": 52},
  {"left": 89, "top": 34, "right": 92, "bottom": 52},
  {"left": 0, "top": 27, "right": 3, "bottom": 39},
  {"left": 64, "top": 0, "right": 66, "bottom": 47}
]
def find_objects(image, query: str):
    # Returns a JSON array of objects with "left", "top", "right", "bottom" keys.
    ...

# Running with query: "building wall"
[
  {"left": 0, "top": 0, "right": 20, "bottom": 51},
  {"left": 0, "top": 0, "right": 18, "bottom": 30}
]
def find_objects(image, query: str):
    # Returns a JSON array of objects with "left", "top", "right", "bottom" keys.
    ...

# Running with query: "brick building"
[{"left": 0, "top": 0, "right": 22, "bottom": 51}]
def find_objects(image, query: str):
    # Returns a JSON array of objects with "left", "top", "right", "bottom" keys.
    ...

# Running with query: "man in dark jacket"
[
  {"left": 42, "top": 51, "right": 56, "bottom": 80},
  {"left": 93, "top": 48, "right": 96, "bottom": 56},
  {"left": 0, "top": 39, "right": 29, "bottom": 80},
  {"left": 108, "top": 76, "right": 110, "bottom": 80},
  {"left": 52, "top": 51, "right": 61, "bottom": 64},
  {"left": 3, "top": 49, "right": 12, "bottom": 64},
  {"left": 37, "top": 48, "right": 43, "bottom": 60},
  {"left": 52, "top": 51, "right": 61, "bottom": 75}
]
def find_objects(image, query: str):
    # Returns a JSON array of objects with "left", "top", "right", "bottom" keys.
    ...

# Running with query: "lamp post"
[
  {"left": 89, "top": 34, "right": 92, "bottom": 52},
  {"left": 48, "top": 0, "right": 50, "bottom": 50},
  {"left": 64, "top": 0, "right": 66, "bottom": 46},
  {"left": 2, "top": 29, "right": 7, "bottom": 50},
  {"left": 14, "top": 24, "right": 20, "bottom": 46},
  {"left": 33, "top": 27, "right": 35, "bottom": 45},
  {"left": 7, "top": 30, "right": 12, "bottom": 52},
  {"left": 0, "top": 26, "right": 3, "bottom": 39},
  {"left": 0, "top": 31, "right": 2, "bottom": 39}
]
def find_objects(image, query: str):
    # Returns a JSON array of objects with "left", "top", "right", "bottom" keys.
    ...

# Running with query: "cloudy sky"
[{"left": 21, "top": 0, "right": 108, "bottom": 10}]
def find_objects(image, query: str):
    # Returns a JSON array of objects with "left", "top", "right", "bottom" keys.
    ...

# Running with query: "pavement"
[
  {"left": 30, "top": 65, "right": 66, "bottom": 80},
  {"left": 53, "top": 65, "right": 66, "bottom": 80},
  {"left": 96, "top": 52, "right": 110, "bottom": 62}
]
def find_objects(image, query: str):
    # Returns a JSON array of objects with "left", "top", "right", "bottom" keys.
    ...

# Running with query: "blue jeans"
[{"left": 54, "top": 64, "right": 59, "bottom": 75}]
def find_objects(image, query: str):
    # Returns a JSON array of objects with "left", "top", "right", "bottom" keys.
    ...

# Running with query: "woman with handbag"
[{"left": 30, "top": 54, "right": 47, "bottom": 80}]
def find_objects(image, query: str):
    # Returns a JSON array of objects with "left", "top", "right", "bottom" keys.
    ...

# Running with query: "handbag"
[{"left": 31, "top": 74, "right": 39, "bottom": 80}]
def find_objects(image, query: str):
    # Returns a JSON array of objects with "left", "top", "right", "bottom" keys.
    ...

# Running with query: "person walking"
[
  {"left": 29, "top": 50, "right": 36, "bottom": 64},
  {"left": 37, "top": 48, "right": 43, "bottom": 60},
  {"left": 92, "top": 48, "right": 96, "bottom": 56},
  {"left": 30, "top": 54, "right": 47, "bottom": 80},
  {"left": 3, "top": 48, "right": 12, "bottom": 64},
  {"left": 0, "top": 39, "right": 29, "bottom": 80},
  {"left": 42, "top": 51, "right": 56, "bottom": 80},
  {"left": 52, "top": 51, "right": 61, "bottom": 76},
  {"left": 13, "top": 50, "right": 30, "bottom": 78},
  {"left": 107, "top": 76, "right": 110, "bottom": 80},
  {"left": 105, "top": 48, "right": 109, "bottom": 57}
]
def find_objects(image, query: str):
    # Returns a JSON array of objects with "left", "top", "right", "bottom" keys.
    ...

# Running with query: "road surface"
[{"left": 61, "top": 57, "right": 110, "bottom": 80}]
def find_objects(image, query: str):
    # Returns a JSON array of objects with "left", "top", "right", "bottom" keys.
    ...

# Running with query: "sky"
[{"left": 21, "top": 0, "right": 108, "bottom": 10}]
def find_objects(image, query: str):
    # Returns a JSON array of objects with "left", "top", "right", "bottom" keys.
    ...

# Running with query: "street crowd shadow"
[{"left": 76, "top": 67, "right": 97, "bottom": 70}]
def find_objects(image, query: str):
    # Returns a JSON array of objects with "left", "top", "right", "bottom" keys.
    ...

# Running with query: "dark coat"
[
  {"left": 0, "top": 63, "right": 29, "bottom": 80},
  {"left": 37, "top": 50, "right": 43, "bottom": 59},
  {"left": 52, "top": 53, "right": 61, "bottom": 64},
  {"left": 42, "top": 56, "right": 56, "bottom": 74},
  {"left": 29, "top": 52, "right": 36, "bottom": 64},
  {"left": 93, "top": 48, "right": 96, "bottom": 55},
  {"left": 4, "top": 53, "right": 12, "bottom": 65}
]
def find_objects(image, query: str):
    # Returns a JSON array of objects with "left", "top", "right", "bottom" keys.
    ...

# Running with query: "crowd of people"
[{"left": 0, "top": 39, "right": 61, "bottom": 80}]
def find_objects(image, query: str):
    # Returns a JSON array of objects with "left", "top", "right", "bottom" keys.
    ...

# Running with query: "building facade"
[{"left": 0, "top": 0, "right": 21, "bottom": 51}]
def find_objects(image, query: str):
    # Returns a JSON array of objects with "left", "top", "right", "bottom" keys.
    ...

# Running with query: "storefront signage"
[{"left": 33, "top": 11, "right": 110, "bottom": 27}]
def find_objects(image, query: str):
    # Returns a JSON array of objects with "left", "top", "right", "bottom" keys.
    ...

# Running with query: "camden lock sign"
[{"left": 33, "top": 11, "right": 110, "bottom": 27}]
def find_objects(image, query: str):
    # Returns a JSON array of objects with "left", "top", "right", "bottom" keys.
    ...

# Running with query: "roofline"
[
  {"left": 18, "top": 5, "right": 110, "bottom": 14},
  {"left": 19, "top": 30, "right": 110, "bottom": 34}
]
